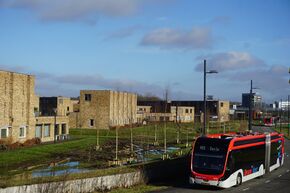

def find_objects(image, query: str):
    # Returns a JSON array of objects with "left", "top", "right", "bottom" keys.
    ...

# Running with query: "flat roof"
[{"left": 0, "top": 69, "right": 34, "bottom": 76}]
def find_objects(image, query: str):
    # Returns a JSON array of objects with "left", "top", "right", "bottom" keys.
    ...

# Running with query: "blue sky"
[{"left": 0, "top": 0, "right": 289, "bottom": 103}]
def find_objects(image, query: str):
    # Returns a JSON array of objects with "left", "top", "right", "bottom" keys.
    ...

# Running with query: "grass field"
[
  {"left": 274, "top": 124, "right": 290, "bottom": 139},
  {"left": 0, "top": 120, "right": 247, "bottom": 187}
]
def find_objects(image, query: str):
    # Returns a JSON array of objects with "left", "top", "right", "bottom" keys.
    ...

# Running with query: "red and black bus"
[
  {"left": 190, "top": 132, "right": 284, "bottom": 188},
  {"left": 263, "top": 117, "right": 276, "bottom": 126}
]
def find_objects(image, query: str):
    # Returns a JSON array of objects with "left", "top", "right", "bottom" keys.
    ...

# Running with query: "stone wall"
[
  {"left": 57, "top": 97, "right": 74, "bottom": 116},
  {"left": 68, "top": 112, "right": 80, "bottom": 129}
]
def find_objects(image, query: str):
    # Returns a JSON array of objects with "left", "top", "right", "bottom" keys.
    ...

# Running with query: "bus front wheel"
[{"left": 236, "top": 173, "right": 242, "bottom": 186}]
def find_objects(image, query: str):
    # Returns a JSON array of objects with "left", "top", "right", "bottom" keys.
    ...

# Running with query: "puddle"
[{"left": 32, "top": 161, "right": 89, "bottom": 178}]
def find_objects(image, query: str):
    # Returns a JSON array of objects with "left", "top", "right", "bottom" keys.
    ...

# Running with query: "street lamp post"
[
  {"left": 53, "top": 108, "right": 57, "bottom": 143},
  {"left": 203, "top": 60, "right": 218, "bottom": 136},
  {"left": 287, "top": 95, "right": 290, "bottom": 136}
]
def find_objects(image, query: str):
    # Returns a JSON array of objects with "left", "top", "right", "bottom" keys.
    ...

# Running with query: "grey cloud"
[
  {"left": 0, "top": 0, "right": 141, "bottom": 22},
  {"left": 223, "top": 65, "right": 289, "bottom": 100},
  {"left": 195, "top": 51, "right": 266, "bottom": 72},
  {"left": 140, "top": 27, "right": 213, "bottom": 50},
  {"left": 54, "top": 74, "right": 164, "bottom": 95}
]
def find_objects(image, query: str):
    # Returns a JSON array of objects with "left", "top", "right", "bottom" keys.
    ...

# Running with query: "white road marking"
[
  {"left": 286, "top": 169, "right": 290, "bottom": 173},
  {"left": 278, "top": 174, "right": 282, "bottom": 177},
  {"left": 265, "top": 180, "right": 271, "bottom": 183},
  {"left": 243, "top": 188, "right": 250, "bottom": 191}
]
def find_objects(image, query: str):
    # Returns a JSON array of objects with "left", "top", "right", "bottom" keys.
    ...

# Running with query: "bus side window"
[{"left": 226, "top": 152, "right": 235, "bottom": 172}]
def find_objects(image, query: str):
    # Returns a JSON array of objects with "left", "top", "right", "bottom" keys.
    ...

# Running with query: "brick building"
[
  {"left": 0, "top": 70, "right": 37, "bottom": 143},
  {"left": 171, "top": 100, "right": 230, "bottom": 122},
  {"left": 39, "top": 96, "right": 74, "bottom": 116},
  {"left": 136, "top": 101, "right": 195, "bottom": 123},
  {"left": 0, "top": 70, "right": 69, "bottom": 143},
  {"left": 70, "top": 90, "right": 137, "bottom": 129}
]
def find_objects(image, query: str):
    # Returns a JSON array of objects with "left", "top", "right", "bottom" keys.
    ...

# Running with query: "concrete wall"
[
  {"left": 0, "top": 172, "right": 143, "bottom": 193},
  {"left": 0, "top": 156, "right": 190, "bottom": 193},
  {"left": 0, "top": 70, "right": 36, "bottom": 143}
]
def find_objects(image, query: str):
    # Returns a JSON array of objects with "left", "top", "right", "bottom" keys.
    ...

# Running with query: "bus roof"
[{"left": 202, "top": 131, "right": 283, "bottom": 150}]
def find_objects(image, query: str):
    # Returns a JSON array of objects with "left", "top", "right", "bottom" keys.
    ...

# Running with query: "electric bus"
[{"left": 190, "top": 132, "right": 284, "bottom": 188}]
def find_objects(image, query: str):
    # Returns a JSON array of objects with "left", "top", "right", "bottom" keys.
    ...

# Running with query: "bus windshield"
[{"left": 193, "top": 137, "right": 230, "bottom": 175}]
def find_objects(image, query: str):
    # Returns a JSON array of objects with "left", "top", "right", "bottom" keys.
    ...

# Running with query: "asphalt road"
[{"left": 150, "top": 126, "right": 290, "bottom": 193}]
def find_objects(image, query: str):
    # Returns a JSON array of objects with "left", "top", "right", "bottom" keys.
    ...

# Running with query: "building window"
[
  {"left": 61, "top": 124, "right": 67, "bottom": 134},
  {"left": 0, "top": 128, "right": 8, "bottom": 138},
  {"left": 35, "top": 125, "right": 42, "bottom": 138},
  {"left": 85, "top": 94, "right": 92, "bottom": 101},
  {"left": 59, "top": 99, "right": 63, "bottom": 104},
  {"left": 185, "top": 109, "right": 189, "bottom": 113},
  {"left": 220, "top": 102, "right": 224, "bottom": 107},
  {"left": 19, "top": 126, "right": 26, "bottom": 138},
  {"left": 90, "top": 119, "right": 94, "bottom": 127},
  {"left": 67, "top": 106, "right": 70, "bottom": 111},
  {"left": 55, "top": 124, "right": 59, "bottom": 135},
  {"left": 44, "top": 124, "right": 50, "bottom": 137},
  {"left": 190, "top": 109, "right": 193, "bottom": 113}
]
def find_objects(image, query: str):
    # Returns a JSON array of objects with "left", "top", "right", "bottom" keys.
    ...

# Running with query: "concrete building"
[
  {"left": 0, "top": 70, "right": 69, "bottom": 144},
  {"left": 70, "top": 90, "right": 137, "bottom": 129}
]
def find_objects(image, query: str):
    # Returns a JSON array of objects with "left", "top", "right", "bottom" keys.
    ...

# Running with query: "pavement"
[{"left": 149, "top": 126, "right": 290, "bottom": 193}]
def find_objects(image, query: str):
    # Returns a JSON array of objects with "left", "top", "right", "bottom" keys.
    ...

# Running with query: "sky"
[{"left": 0, "top": 0, "right": 289, "bottom": 103}]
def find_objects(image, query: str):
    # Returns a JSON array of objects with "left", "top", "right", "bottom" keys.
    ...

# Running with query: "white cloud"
[
  {"left": 140, "top": 27, "right": 213, "bottom": 50},
  {"left": 195, "top": 51, "right": 266, "bottom": 72}
]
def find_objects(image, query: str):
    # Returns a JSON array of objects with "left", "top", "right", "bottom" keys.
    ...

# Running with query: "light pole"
[
  {"left": 248, "top": 80, "right": 259, "bottom": 132},
  {"left": 53, "top": 108, "right": 57, "bottom": 143},
  {"left": 287, "top": 95, "right": 289, "bottom": 136},
  {"left": 203, "top": 60, "right": 218, "bottom": 136}
]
